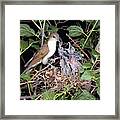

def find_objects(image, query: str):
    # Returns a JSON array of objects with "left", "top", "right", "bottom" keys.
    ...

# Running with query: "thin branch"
[
  {"left": 39, "top": 20, "right": 43, "bottom": 28},
  {"left": 41, "top": 20, "right": 46, "bottom": 46},
  {"left": 58, "top": 20, "right": 68, "bottom": 24},
  {"left": 82, "top": 20, "right": 98, "bottom": 48},
  {"left": 91, "top": 58, "right": 100, "bottom": 70},
  {"left": 35, "top": 94, "right": 42, "bottom": 100},
  {"left": 20, "top": 81, "right": 35, "bottom": 86},
  {"left": 20, "top": 41, "right": 39, "bottom": 55},
  {"left": 20, "top": 95, "right": 37, "bottom": 100},
  {"left": 82, "top": 31, "right": 87, "bottom": 37},
  {"left": 66, "top": 33, "right": 89, "bottom": 59},
  {"left": 86, "top": 21, "right": 91, "bottom": 33},
  {"left": 47, "top": 20, "right": 52, "bottom": 26},
  {"left": 54, "top": 20, "right": 57, "bottom": 26},
  {"left": 39, "top": 63, "right": 51, "bottom": 73},
  {"left": 32, "top": 20, "right": 41, "bottom": 31},
  {"left": 27, "top": 83, "right": 32, "bottom": 96}
]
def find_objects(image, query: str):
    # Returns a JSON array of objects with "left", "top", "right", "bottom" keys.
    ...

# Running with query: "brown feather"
[{"left": 28, "top": 44, "right": 49, "bottom": 67}]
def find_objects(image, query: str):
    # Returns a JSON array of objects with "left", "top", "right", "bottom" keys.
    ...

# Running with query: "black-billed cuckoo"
[{"left": 25, "top": 33, "right": 59, "bottom": 70}]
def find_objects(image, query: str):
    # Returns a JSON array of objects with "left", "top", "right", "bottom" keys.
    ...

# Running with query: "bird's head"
[{"left": 49, "top": 33, "right": 59, "bottom": 42}]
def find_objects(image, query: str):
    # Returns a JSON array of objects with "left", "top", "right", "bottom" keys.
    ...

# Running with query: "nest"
[{"left": 20, "top": 42, "right": 99, "bottom": 100}]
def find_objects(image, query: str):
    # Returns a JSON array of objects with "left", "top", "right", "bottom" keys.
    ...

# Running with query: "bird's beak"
[
  {"left": 57, "top": 37, "right": 62, "bottom": 42},
  {"left": 57, "top": 39, "right": 60, "bottom": 42}
]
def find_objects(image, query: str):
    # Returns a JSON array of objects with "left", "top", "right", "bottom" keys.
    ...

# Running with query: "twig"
[
  {"left": 35, "top": 94, "right": 42, "bottom": 100},
  {"left": 82, "top": 20, "right": 98, "bottom": 48},
  {"left": 32, "top": 20, "right": 41, "bottom": 31},
  {"left": 21, "top": 55, "right": 25, "bottom": 64},
  {"left": 20, "top": 95, "right": 37, "bottom": 100},
  {"left": 86, "top": 21, "right": 91, "bottom": 33},
  {"left": 39, "top": 20, "right": 46, "bottom": 70},
  {"left": 58, "top": 20, "right": 68, "bottom": 24},
  {"left": 66, "top": 33, "right": 89, "bottom": 59},
  {"left": 20, "top": 81, "right": 35, "bottom": 86},
  {"left": 91, "top": 58, "right": 100, "bottom": 70},
  {"left": 29, "top": 71, "right": 39, "bottom": 81},
  {"left": 82, "top": 31, "right": 88, "bottom": 37},
  {"left": 41, "top": 20, "right": 46, "bottom": 46},
  {"left": 39, "top": 63, "right": 51, "bottom": 73},
  {"left": 39, "top": 20, "right": 43, "bottom": 28},
  {"left": 20, "top": 41, "right": 39, "bottom": 55},
  {"left": 54, "top": 20, "right": 57, "bottom": 26},
  {"left": 27, "top": 83, "right": 32, "bottom": 96},
  {"left": 47, "top": 20, "right": 52, "bottom": 26}
]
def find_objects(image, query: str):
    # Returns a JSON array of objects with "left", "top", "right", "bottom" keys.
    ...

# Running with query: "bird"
[{"left": 24, "top": 33, "right": 59, "bottom": 71}]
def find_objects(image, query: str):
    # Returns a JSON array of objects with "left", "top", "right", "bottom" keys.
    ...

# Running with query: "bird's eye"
[{"left": 53, "top": 35, "right": 56, "bottom": 38}]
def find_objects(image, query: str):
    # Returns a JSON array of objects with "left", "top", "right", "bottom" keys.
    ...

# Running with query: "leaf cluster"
[{"left": 20, "top": 20, "right": 100, "bottom": 100}]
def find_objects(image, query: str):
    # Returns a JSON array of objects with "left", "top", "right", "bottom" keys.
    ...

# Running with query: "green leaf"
[
  {"left": 78, "top": 90, "right": 96, "bottom": 100},
  {"left": 54, "top": 92, "right": 64, "bottom": 100},
  {"left": 82, "top": 62, "right": 92, "bottom": 69},
  {"left": 67, "top": 26, "right": 83, "bottom": 37},
  {"left": 80, "top": 66, "right": 84, "bottom": 73},
  {"left": 71, "top": 90, "right": 95, "bottom": 100},
  {"left": 20, "top": 40, "right": 28, "bottom": 51},
  {"left": 31, "top": 44, "right": 40, "bottom": 50},
  {"left": 92, "top": 49, "right": 100, "bottom": 59},
  {"left": 29, "top": 39, "right": 39, "bottom": 50},
  {"left": 48, "top": 26, "right": 58, "bottom": 33},
  {"left": 81, "top": 70, "right": 93, "bottom": 80},
  {"left": 44, "top": 23, "right": 49, "bottom": 31},
  {"left": 42, "top": 91, "right": 56, "bottom": 100},
  {"left": 20, "top": 24, "right": 35, "bottom": 37},
  {"left": 97, "top": 87, "right": 100, "bottom": 95},
  {"left": 20, "top": 73, "right": 31, "bottom": 81},
  {"left": 29, "top": 38, "right": 34, "bottom": 44}
]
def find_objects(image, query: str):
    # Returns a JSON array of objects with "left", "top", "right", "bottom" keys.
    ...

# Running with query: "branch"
[
  {"left": 41, "top": 20, "right": 46, "bottom": 46},
  {"left": 66, "top": 33, "right": 89, "bottom": 59},
  {"left": 20, "top": 81, "right": 35, "bottom": 86},
  {"left": 20, "top": 41, "right": 39, "bottom": 55},
  {"left": 82, "top": 20, "right": 98, "bottom": 48},
  {"left": 32, "top": 20, "right": 41, "bottom": 31}
]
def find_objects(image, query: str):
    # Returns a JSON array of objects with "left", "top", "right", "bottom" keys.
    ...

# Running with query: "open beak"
[{"left": 57, "top": 37, "right": 62, "bottom": 42}]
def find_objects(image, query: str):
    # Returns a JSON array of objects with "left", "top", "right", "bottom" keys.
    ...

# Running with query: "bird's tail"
[{"left": 23, "top": 60, "right": 42, "bottom": 73}]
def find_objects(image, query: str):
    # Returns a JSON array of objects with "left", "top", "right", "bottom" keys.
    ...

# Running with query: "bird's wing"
[{"left": 27, "top": 44, "right": 49, "bottom": 68}]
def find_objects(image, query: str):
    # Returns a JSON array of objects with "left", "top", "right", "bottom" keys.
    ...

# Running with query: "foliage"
[
  {"left": 20, "top": 73, "right": 31, "bottom": 81},
  {"left": 41, "top": 91, "right": 56, "bottom": 100},
  {"left": 67, "top": 25, "right": 84, "bottom": 37},
  {"left": 72, "top": 90, "right": 96, "bottom": 100},
  {"left": 20, "top": 20, "right": 100, "bottom": 100},
  {"left": 20, "top": 24, "right": 35, "bottom": 37}
]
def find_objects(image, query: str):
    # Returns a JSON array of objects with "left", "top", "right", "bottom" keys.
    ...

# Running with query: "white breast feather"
[{"left": 42, "top": 38, "right": 57, "bottom": 64}]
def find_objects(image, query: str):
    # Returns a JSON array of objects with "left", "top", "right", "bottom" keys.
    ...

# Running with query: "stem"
[
  {"left": 35, "top": 94, "right": 42, "bottom": 100},
  {"left": 91, "top": 58, "right": 99, "bottom": 70},
  {"left": 54, "top": 20, "right": 57, "bottom": 26},
  {"left": 92, "top": 30, "right": 99, "bottom": 32},
  {"left": 32, "top": 20, "right": 41, "bottom": 31},
  {"left": 27, "top": 83, "right": 32, "bottom": 96},
  {"left": 39, "top": 20, "right": 43, "bottom": 28},
  {"left": 20, "top": 95, "right": 37, "bottom": 100},
  {"left": 41, "top": 20, "right": 46, "bottom": 46},
  {"left": 82, "top": 20, "right": 98, "bottom": 48},
  {"left": 20, "top": 41, "right": 39, "bottom": 55},
  {"left": 66, "top": 33, "right": 89, "bottom": 59},
  {"left": 82, "top": 31, "right": 87, "bottom": 37},
  {"left": 20, "top": 81, "right": 35, "bottom": 86},
  {"left": 47, "top": 20, "right": 52, "bottom": 26}
]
